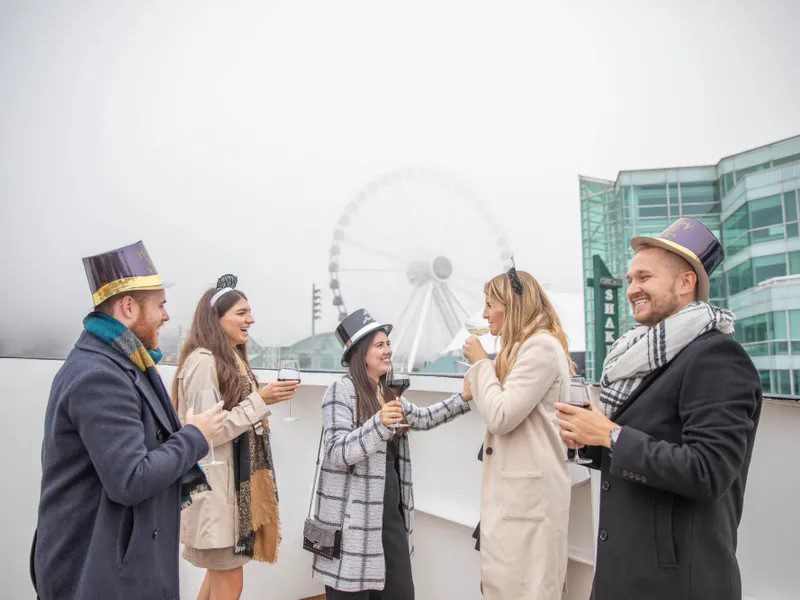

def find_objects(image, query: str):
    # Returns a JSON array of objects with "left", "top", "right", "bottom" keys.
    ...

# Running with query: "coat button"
[
  {"left": 601, "top": 481, "right": 610, "bottom": 491},
  {"left": 634, "top": 474, "right": 641, "bottom": 481},
  {"left": 641, "top": 476, "right": 648, "bottom": 484},
  {"left": 599, "top": 530, "right": 608, "bottom": 541},
  {"left": 622, "top": 469, "right": 629, "bottom": 477},
  {"left": 152, "top": 528, "right": 159, "bottom": 539},
  {"left": 485, "top": 447, "right": 493, "bottom": 455}
]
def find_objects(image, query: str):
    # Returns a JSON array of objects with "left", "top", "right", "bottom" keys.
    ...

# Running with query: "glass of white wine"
[
  {"left": 194, "top": 388, "right": 226, "bottom": 467},
  {"left": 457, "top": 316, "right": 491, "bottom": 367},
  {"left": 278, "top": 359, "right": 301, "bottom": 422}
]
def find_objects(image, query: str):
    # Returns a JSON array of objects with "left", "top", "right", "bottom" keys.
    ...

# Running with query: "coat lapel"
[
  {"left": 133, "top": 373, "right": 178, "bottom": 434},
  {"left": 611, "top": 366, "right": 666, "bottom": 422}
]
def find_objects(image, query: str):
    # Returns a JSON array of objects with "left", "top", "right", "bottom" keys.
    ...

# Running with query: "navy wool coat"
[
  {"left": 33, "top": 331, "right": 208, "bottom": 600},
  {"left": 586, "top": 330, "right": 762, "bottom": 600}
]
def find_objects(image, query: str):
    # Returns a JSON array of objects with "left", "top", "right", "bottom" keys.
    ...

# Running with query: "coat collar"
[{"left": 75, "top": 331, "right": 178, "bottom": 433}]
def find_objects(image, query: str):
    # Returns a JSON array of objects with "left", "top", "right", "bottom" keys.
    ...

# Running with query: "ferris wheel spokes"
[
  {"left": 406, "top": 281, "right": 435, "bottom": 372},
  {"left": 340, "top": 238, "right": 409, "bottom": 266}
]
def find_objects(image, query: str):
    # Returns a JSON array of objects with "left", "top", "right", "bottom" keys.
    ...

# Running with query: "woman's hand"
[
  {"left": 380, "top": 400, "right": 404, "bottom": 427},
  {"left": 259, "top": 380, "right": 300, "bottom": 405},
  {"left": 461, "top": 378, "right": 473, "bottom": 401},
  {"left": 462, "top": 335, "right": 489, "bottom": 364}
]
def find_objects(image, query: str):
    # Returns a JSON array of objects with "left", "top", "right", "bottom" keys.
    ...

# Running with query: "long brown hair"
[
  {"left": 485, "top": 270, "right": 575, "bottom": 381},
  {"left": 172, "top": 288, "right": 258, "bottom": 410},
  {"left": 347, "top": 329, "right": 393, "bottom": 424}
]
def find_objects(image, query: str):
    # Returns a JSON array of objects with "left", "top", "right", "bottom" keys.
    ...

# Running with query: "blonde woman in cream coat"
[{"left": 462, "top": 267, "right": 573, "bottom": 600}]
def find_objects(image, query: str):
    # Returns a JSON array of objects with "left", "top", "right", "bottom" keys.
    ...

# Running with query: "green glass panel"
[
  {"left": 784, "top": 190, "right": 798, "bottom": 221},
  {"left": 773, "top": 152, "right": 800, "bottom": 167},
  {"left": 750, "top": 194, "right": 783, "bottom": 228},
  {"left": 753, "top": 253, "right": 787, "bottom": 284},
  {"left": 680, "top": 181, "right": 716, "bottom": 203},
  {"left": 740, "top": 314, "right": 769, "bottom": 343},
  {"left": 682, "top": 202, "right": 719, "bottom": 215},
  {"left": 736, "top": 162, "right": 770, "bottom": 182},
  {"left": 757, "top": 370, "right": 771, "bottom": 393},
  {"left": 639, "top": 205, "right": 668, "bottom": 218},
  {"left": 747, "top": 343, "right": 770, "bottom": 357},
  {"left": 633, "top": 185, "right": 668, "bottom": 207},
  {"left": 751, "top": 225, "right": 785, "bottom": 243},
  {"left": 774, "top": 341, "right": 789, "bottom": 355},
  {"left": 776, "top": 370, "right": 791, "bottom": 394},
  {"left": 721, "top": 172, "right": 734, "bottom": 196},
  {"left": 790, "top": 251, "right": 800, "bottom": 275},
  {"left": 794, "top": 370, "right": 800, "bottom": 396},
  {"left": 723, "top": 204, "right": 749, "bottom": 242},
  {"left": 668, "top": 183, "right": 680, "bottom": 206},
  {"left": 726, "top": 233, "right": 750, "bottom": 255},
  {"left": 726, "top": 259, "right": 753, "bottom": 295},
  {"left": 787, "top": 223, "right": 799, "bottom": 238},
  {"left": 790, "top": 310, "right": 800, "bottom": 338},
  {"left": 709, "top": 273, "right": 726, "bottom": 298},
  {"left": 772, "top": 311, "right": 788, "bottom": 339}
]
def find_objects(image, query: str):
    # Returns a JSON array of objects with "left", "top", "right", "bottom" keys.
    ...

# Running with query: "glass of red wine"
[
  {"left": 385, "top": 361, "right": 410, "bottom": 430},
  {"left": 566, "top": 377, "right": 593, "bottom": 465},
  {"left": 278, "top": 359, "right": 301, "bottom": 422}
]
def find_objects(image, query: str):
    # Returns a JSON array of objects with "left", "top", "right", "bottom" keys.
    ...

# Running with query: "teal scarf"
[{"left": 84, "top": 311, "right": 210, "bottom": 509}]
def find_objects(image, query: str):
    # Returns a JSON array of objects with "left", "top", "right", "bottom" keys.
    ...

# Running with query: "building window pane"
[
  {"left": 749, "top": 194, "right": 783, "bottom": 229},
  {"left": 785, "top": 190, "right": 798, "bottom": 222},
  {"left": 775, "top": 370, "right": 791, "bottom": 395},
  {"left": 726, "top": 260, "right": 753, "bottom": 295},
  {"left": 741, "top": 314, "right": 768, "bottom": 343},
  {"left": 794, "top": 370, "right": 800, "bottom": 396},
  {"left": 639, "top": 205, "right": 668, "bottom": 218},
  {"left": 680, "top": 181, "right": 716, "bottom": 203},
  {"left": 723, "top": 204, "right": 749, "bottom": 243},
  {"left": 789, "top": 309, "right": 800, "bottom": 339},
  {"left": 788, "top": 223, "right": 799, "bottom": 239},
  {"left": 753, "top": 253, "right": 787, "bottom": 285},
  {"left": 709, "top": 272, "right": 726, "bottom": 298},
  {"left": 757, "top": 370, "right": 771, "bottom": 393},
  {"left": 682, "top": 202, "right": 719, "bottom": 215},
  {"left": 791, "top": 252, "right": 800, "bottom": 275},
  {"left": 772, "top": 311, "right": 788, "bottom": 339},
  {"left": 751, "top": 225, "right": 785, "bottom": 243},
  {"left": 634, "top": 185, "right": 668, "bottom": 207}
]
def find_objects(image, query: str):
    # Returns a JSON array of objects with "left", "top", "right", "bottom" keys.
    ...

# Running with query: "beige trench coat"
[
  {"left": 175, "top": 348, "right": 271, "bottom": 549},
  {"left": 466, "top": 332, "right": 571, "bottom": 600}
]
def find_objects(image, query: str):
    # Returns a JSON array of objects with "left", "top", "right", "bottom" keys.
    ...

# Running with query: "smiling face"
[
  {"left": 219, "top": 297, "right": 255, "bottom": 346},
  {"left": 364, "top": 330, "right": 392, "bottom": 381},
  {"left": 482, "top": 294, "right": 506, "bottom": 336},
  {"left": 626, "top": 246, "right": 698, "bottom": 327}
]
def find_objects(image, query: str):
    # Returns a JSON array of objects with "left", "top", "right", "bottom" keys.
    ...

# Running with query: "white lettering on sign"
[
  {"left": 605, "top": 332, "right": 615, "bottom": 343},
  {"left": 605, "top": 289, "right": 614, "bottom": 301},
  {"left": 604, "top": 303, "right": 615, "bottom": 315},
  {"left": 605, "top": 317, "right": 615, "bottom": 329}
]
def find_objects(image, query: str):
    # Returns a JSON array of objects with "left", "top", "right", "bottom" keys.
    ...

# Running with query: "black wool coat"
[
  {"left": 32, "top": 331, "right": 208, "bottom": 600},
  {"left": 587, "top": 330, "right": 761, "bottom": 600}
]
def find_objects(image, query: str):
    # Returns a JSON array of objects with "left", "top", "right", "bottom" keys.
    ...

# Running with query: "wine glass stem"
[
  {"left": 288, "top": 399, "right": 293, "bottom": 419},
  {"left": 210, "top": 442, "right": 216, "bottom": 464}
]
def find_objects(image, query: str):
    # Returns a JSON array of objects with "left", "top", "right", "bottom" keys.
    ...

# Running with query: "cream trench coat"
[
  {"left": 466, "top": 332, "right": 571, "bottom": 600},
  {"left": 175, "top": 348, "right": 271, "bottom": 549}
]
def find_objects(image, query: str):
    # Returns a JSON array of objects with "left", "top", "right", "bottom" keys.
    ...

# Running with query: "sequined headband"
[
  {"left": 210, "top": 273, "right": 238, "bottom": 307},
  {"left": 507, "top": 255, "right": 523, "bottom": 296}
]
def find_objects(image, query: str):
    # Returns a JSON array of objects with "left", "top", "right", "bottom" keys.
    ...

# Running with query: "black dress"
[{"left": 326, "top": 437, "right": 414, "bottom": 600}]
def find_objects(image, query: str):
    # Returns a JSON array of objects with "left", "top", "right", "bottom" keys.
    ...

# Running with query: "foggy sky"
[{"left": 2, "top": 0, "right": 800, "bottom": 358}]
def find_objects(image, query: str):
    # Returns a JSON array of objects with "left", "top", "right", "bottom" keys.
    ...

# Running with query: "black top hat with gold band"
[
  {"left": 82, "top": 241, "right": 166, "bottom": 307},
  {"left": 335, "top": 308, "right": 393, "bottom": 367},
  {"left": 631, "top": 217, "right": 724, "bottom": 302}
]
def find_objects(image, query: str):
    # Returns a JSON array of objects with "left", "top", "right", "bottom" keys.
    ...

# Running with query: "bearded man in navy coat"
[{"left": 32, "top": 242, "right": 226, "bottom": 600}]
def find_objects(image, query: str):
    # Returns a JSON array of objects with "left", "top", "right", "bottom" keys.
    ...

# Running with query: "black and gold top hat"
[
  {"left": 82, "top": 241, "right": 166, "bottom": 307},
  {"left": 631, "top": 217, "right": 724, "bottom": 301},
  {"left": 335, "top": 308, "right": 393, "bottom": 367}
]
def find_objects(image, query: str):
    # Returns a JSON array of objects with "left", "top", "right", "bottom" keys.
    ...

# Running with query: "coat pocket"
[
  {"left": 118, "top": 506, "right": 138, "bottom": 564},
  {"left": 654, "top": 494, "right": 678, "bottom": 568},
  {"left": 498, "top": 470, "right": 546, "bottom": 521}
]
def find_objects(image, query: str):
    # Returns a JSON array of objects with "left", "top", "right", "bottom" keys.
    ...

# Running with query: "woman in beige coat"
[
  {"left": 172, "top": 275, "right": 299, "bottom": 600},
  {"left": 462, "top": 266, "right": 573, "bottom": 600}
]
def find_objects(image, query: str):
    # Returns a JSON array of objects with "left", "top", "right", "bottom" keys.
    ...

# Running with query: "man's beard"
[
  {"left": 130, "top": 317, "right": 159, "bottom": 349},
  {"left": 641, "top": 290, "right": 680, "bottom": 327}
]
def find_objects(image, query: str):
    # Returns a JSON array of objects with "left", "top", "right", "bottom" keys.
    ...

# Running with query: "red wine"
[{"left": 388, "top": 378, "right": 410, "bottom": 396}]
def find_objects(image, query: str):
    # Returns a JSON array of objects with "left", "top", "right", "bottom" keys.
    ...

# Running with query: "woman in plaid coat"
[{"left": 311, "top": 309, "right": 471, "bottom": 598}]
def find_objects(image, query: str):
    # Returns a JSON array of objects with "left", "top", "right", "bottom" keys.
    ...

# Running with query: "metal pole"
[{"left": 407, "top": 281, "right": 434, "bottom": 371}]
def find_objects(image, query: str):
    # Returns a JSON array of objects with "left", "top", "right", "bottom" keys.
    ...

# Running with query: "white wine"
[{"left": 467, "top": 326, "right": 490, "bottom": 336}]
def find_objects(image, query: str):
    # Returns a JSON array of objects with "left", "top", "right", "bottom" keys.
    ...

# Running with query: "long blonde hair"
[{"left": 485, "top": 270, "right": 575, "bottom": 381}]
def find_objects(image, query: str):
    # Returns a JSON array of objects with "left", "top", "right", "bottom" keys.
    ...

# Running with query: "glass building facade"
[{"left": 580, "top": 135, "right": 800, "bottom": 395}]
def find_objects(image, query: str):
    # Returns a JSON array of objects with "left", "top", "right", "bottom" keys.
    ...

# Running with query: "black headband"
[{"left": 507, "top": 255, "right": 523, "bottom": 296}]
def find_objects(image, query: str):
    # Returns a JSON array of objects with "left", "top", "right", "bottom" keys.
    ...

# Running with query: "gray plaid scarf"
[{"left": 599, "top": 301, "right": 735, "bottom": 416}]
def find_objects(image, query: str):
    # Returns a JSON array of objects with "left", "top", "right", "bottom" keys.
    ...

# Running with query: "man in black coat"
[
  {"left": 557, "top": 218, "right": 761, "bottom": 600},
  {"left": 32, "top": 242, "right": 227, "bottom": 600}
]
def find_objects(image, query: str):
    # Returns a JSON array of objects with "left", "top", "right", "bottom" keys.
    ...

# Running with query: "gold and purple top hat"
[
  {"left": 631, "top": 217, "right": 724, "bottom": 301},
  {"left": 82, "top": 241, "right": 165, "bottom": 307}
]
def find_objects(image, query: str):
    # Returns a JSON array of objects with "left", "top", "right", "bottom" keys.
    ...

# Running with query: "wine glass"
[
  {"left": 565, "top": 377, "right": 594, "bottom": 465},
  {"left": 457, "top": 316, "right": 491, "bottom": 367},
  {"left": 385, "top": 361, "right": 410, "bottom": 430},
  {"left": 194, "top": 388, "right": 225, "bottom": 467},
  {"left": 278, "top": 359, "right": 301, "bottom": 422}
]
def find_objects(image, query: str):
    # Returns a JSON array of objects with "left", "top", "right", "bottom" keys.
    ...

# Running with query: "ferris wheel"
[{"left": 328, "top": 167, "right": 511, "bottom": 370}]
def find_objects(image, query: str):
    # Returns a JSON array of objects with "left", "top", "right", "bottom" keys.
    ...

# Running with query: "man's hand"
[
  {"left": 462, "top": 335, "right": 489, "bottom": 364},
  {"left": 259, "top": 380, "right": 300, "bottom": 405},
  {"left": 186, "top": 401, "right": 227, "bottom": 443},
  {"left": 555, "top": 402, "right": 617, "bottom": 448}
]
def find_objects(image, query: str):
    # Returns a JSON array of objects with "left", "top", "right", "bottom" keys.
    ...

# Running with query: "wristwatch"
[{"left": 609, "top": 426, "right": 622, "bottom": 452}]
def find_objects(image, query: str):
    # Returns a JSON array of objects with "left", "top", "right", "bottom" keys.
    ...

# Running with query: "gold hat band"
[
  {"left": 651, "top": 237, "right": 702, "bottom": 266},
  {"left": 92, "top": 274, "right": 164, "bottom": 306}
]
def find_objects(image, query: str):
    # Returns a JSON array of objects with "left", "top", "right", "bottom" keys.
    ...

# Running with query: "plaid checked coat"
[{"left": 311, "top": 376, "right": 471, "bottom": 592}]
